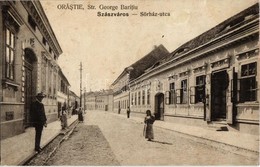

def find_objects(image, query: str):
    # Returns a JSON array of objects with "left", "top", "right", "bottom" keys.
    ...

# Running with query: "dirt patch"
[{"left": 46, "top": 124, "right": 120, "bottom": 166}]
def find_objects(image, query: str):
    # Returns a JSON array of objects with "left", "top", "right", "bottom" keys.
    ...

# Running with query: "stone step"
[{"left": 208, "top": 121, "right": 229, "bottom": 131}]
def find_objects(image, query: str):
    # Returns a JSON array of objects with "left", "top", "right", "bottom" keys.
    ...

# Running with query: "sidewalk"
[
  {"left": 113, "top": 112, "right": 259, "bottom": 158},
  {"left": 0, "top": 115, "right": 78, "bottom": 166}
]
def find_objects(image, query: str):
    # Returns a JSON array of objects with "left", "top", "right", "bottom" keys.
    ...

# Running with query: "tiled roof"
[
  {"left": 144, "top": 3, "right": 259, "bottom": 73},
  {"left": 111, "top": 44, "right": 169, "bottom": 86},
  {"left": 167, "top": 3, "right": 259, "bottom": 61},
  {"left": 129, "top": 44, "right": 170, "bottom": 80}
]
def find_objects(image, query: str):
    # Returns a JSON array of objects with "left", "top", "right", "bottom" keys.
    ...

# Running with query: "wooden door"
[{"left": 24, "top": 60, "right": 33, "bottom": 127}]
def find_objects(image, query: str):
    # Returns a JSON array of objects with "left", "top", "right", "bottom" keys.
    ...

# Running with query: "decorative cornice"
[
  {"left": 193, "top": 63, "right": 208, "bottom": 73},
  {"left": 236, "top": 47, "right": 259, "bottom": 61},
  {"left": 2, "top": 3, "right": 24, "bottom": 26},
  {"left": 21, "top": 1, "right": 62, "bottom": 57},
  {"left": 210, "top": 57, "right": 230, "bottom": 71},
  {"left": 2, "top": 3, "right": 24, "bottom": 32},
  {"left": 179, "top": 69, "right": 190, "bottom": 77}
]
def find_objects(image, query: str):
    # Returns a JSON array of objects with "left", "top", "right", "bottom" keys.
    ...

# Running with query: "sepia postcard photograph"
[{"left": 0, "top": 0, "right": 259, "bottom": 166}]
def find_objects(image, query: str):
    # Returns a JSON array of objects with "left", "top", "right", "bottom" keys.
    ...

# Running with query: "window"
[
  {"left": 142, "top": 90, "right": 145, "bottom": 105},
  {"left": 5, "top": 27, "right": 15, "bottom": 80},
  {"left": 53, "top": 74, "right": 56, "bottom": 95},
  {"left": 138, "top": 91, "right": 141, "bottom": 105},
  {"left": 42, "top": 37, "right": 47, "bottom": 46},
  {"left": 169, "top": 83, "right": 175, "bottom": 104},
  {"left": 166, "top": 83, "right": 176, "bottom": 105},
  {"left": 135, "top": 92, "right": 137, "bottom": 105},
  {"left": 49, "top": 47, "right": 52, "bottom": 54},
  {"left": 131, "top": 93, "right": 134, "bottom": 105},
  {"left": 28, "top": 15, "right": 36, "bottom": 31},
  {"left": 147, "top": 88, "right": 150, "bottom": 105},
  {"left": 239, "top": 62, "right": 257, "bottom": 102},
  {"left": 178, "top": 79, "right": 187, "bottom": 104},
  {"left": 41, "top": 59, "right": 47, "bottom": 92},
  {"left": 49, "top": 64, "right": 52, "bottom": 95},
  {"left": 194, "top": 75, "right": 206, "bottom": 103}
]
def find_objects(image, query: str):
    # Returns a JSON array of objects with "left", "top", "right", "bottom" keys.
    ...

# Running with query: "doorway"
[
  {"left": 211, "top": 70, "right": 229, "bottom": 121},
  {"left": 24, "top": 48, "right": 37, "bottom": 127},
  {"left": 155, "top": 93, "right": 164, "bottom": 120}
]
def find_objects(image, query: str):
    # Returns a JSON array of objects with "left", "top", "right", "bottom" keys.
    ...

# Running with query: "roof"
[
  {"left": 85, "top": 89, "right": 113, "bottom": 97},
  {"left": 111, "top": 44, "right": 169, "bottom": 86},
  {"left": 167, "top": 3, "right": 259, "bottom": 61},
  {"left": 58, "top": 66, "right": 70, "bottom": 86},
  {"left": 69, "top": 90, "right": 79, "bottom": 97},
  {"left": 144, "top": 3, "right": 259, "bottom": 73}
]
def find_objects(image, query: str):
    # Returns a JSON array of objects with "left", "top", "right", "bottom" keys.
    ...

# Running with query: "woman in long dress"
[
  {"left": 78, "top": 107, "right": 84, "bottom": 122},
  {"left": 60, "top": 107, "right": 68, "bottom": 129},
  {"left": 144, "top": 110, "right": 155, "bottom": 141}
]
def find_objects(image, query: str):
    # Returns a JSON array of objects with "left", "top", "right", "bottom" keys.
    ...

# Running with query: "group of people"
[
  {"left": 30, "top": 92, "right": 155, "bottom": 153},
  {"left": 60, "top": 106, "right": 84, "bottom": 129},
  {"left": 30, "top": 92, "right": 85, "bottom": 153}
]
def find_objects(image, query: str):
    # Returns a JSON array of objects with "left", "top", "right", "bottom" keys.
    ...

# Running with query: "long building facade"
[
  {"left": 111, "top": 3, "right": 259, "bottom": 135},
  {"left": 57, "top": 68, "right": 70, "bottom": 117},
  {"left": 110, "top": 45, "right": 169, "bottom": 114},
  {"left": 0, "top": 1, "right": 63, "bottom": 139}
]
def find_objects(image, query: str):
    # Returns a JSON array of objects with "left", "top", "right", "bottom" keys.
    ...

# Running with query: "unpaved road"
[{"left": 37, "top": 110, "right": 258, "bottom": 166}]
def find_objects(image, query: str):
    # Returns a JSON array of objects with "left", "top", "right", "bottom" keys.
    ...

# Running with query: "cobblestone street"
[{"left": 43, "top": 110, "right": 258, "bottom": 166}]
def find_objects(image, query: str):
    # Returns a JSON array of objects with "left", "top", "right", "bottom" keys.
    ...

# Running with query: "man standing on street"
[
  {"left": 30, "top": 92, "right": 47, "bottom": 153},
  {"left": 127, "top": 106, "right": 131, "bottom": 118}
]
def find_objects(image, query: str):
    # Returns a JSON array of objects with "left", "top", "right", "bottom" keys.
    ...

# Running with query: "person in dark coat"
[
  {"left": 30, "top": 92, "right": 47, "bottom": 153},
  {"left": 127, "top": 107, "right": 131, "bottom": 118}
]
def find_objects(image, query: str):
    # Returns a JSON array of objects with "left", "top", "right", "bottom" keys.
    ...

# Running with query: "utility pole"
[
  {"left": 84, "top": 87, "right": 86, "bottom": 111},
  {"left": 80, "top": 62, "right": 82, "bottom": 108}
]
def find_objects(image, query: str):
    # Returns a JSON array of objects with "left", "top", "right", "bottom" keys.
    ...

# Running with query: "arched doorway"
[
  {"left": 24, "top": 48, "right": 37, "bottom": 127},
  {"left": 154, "top": 93, "right": 164, "bottom": 120}
]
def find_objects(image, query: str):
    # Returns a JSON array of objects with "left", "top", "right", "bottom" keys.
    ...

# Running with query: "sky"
[{"left": 41, "top": 0, "right": 258, "bottom": 96}]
